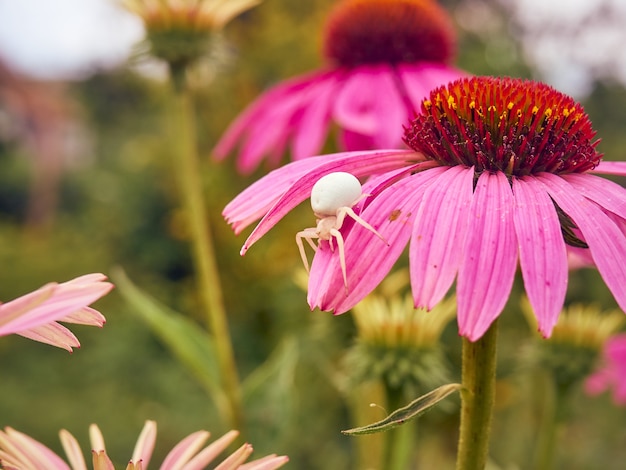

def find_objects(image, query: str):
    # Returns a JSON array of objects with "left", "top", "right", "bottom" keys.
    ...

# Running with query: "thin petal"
[
  {"left": 512, "top": 177, "right": 568, "bottom": 337},
  {"left": 457, "top": 172, "right": 518, "bottom": 341},
  {"left": 240, "top": 150, "right": 418, "bottom": 254},
  {"left": 131, "top": 421, "right": 157, "bottom": 468},
  {"left": 180, "top": 431, "right": 240, "bottom": 470},
  {"left": 410, "top": 165, "right": 474, "bottom": 309},
  {"left": 538, "top": 173, "right": 626, "bottom": 312},
  {"left": 563, "top": 173, "right": 626, "bottom": 219},
  {"left": 239, "top": 455, "right": 290, "bottom": 470},
  {"left": 159, "top": 430, "right": 211, "bottom": 470},
  {"left": 397, "top": 62, "right": 468, "bottom": 109},
  {"left": 308, "top": 167, "right": 446, "bottom": 313},
  {"left": 0, "top": 427, "right": 70, "bottom": 470},
  {"left": 17, "top": 322, "right": 81, "bottom": 352},
  {"left": 60, "top": 429, "right": 88, "bottom": 470},
  {"left": 589, "top": 161, "right": 626, "bottom": 176},
  {"left": 92, "top": 450, "right": 115, "bottom": 470},
  {"left": 213, "top": 443, "right": 253, "bottom": 470}
]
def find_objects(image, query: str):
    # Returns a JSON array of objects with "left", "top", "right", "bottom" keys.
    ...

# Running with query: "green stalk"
[
  {"left": 534, "top": 377, "right": 570, "bottom": 470},
  {"left": 456, "top": 320, "right": 499, "bottom": 470},
  {"left": 385, "top": 385, "right": 416, "bottom": 470},
  {"left": 169, "top": 69, "right": 242, "bottom": 430}
]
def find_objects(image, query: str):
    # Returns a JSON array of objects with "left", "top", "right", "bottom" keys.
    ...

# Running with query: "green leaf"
[
  {"left": 342, "top": 383, "right": 463, "bottom": 435},
  {"left": 111, "top": 267, "right": 222, "bottom": 400}
]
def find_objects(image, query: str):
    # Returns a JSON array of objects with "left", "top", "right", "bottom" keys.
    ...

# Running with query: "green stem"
[
  {"left": 169, "top": 72, "right": 242, "bottom": 431},
  {"left": 534, "top": 377, "right": 571, "bottom": 470},
  {"left": 456, "top": 320, "right": 499, "bottom": 470}
]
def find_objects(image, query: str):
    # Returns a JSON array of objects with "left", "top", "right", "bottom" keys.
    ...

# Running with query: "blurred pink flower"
[
  {"left": 0, "top": 420, "right": 288, "bottom": 470},
  {"left": 585, "top": 333, "right": 626, "bottom": 405},
  {"left": 224, "top": 76, "right": 626, "bottom": 341},
  {"left": 214, "top": 0, "right": 466, "bottom": 173},
  {"left": 0, "top": 274, "right": 113, "bottom": 352}
]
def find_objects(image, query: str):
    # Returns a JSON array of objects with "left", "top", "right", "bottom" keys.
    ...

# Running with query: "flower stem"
[
  {"left": 385, "top": 386, "right": 416, "bottom": 470},
  {"left": 169, "top": 70, "right": 242, "bottom": 430},
  {"left": 534, "top": 377, "right": 570, "bottom": 470},
  {"left": 456, "top": 319, "right": 499, "bottom": 470}
]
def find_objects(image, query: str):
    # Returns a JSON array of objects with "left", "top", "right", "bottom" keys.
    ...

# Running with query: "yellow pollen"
[
  {"left": 516, "top": 109, "right": 523, "bottom": 118},
  {"left": 532, "top": 105, "right": 539, "bottom": 114},
  {"left": 507, "top": 102, "right": 514, "bottom": 110},
  {"left": 423, "top": 99, "right": 432, "bottom": 109},
  {"left": 488, "top": 105, "right": 497, "bottom": 112},
  {"left": 563, "top": 108, "right": 570, "bottom": 117},
  {"left": 447, "top": 95, "right": 457, "bottom": 109},
  {"left": 469, "top": 100, "right": 476, "bottom": 109},
  {"left": 544, "top": 108, "right": 553, "bottom": 118}
]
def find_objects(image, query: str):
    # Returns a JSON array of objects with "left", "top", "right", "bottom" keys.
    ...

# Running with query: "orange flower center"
[
  {"left": 404, "top": 77, "right": 602, "bottom": 176},
  {"left": 323, "top": 0, "right": 457, "bottom": 67}
]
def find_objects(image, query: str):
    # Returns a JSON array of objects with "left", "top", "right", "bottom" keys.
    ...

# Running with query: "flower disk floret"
[{"left": 224, "top": 76, "right": 626, "bottom": 341}]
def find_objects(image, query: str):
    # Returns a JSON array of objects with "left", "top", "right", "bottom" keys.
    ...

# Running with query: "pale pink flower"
[
  {"left": 224, "top": 76, "right": 626, "bottom": 341},
  {"left": 0, "top": 420, "right": 288, "bottom": 470},
  {"left": 585, "top": 333, "right": 626, "bottom": 405},
  {"left": 0, "top": 274, "right": 113, "bottom": 352},
  {"left": 214, "top": 0, "right": 466, "bottom": 174}
]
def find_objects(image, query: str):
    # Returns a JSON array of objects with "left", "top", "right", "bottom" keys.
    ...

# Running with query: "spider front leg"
[
  {"left": 336, "top": 206, "right": 387, "bottom": 244},
  {"left": 295, "top": 228, "right": 319, "bottom": 273}
]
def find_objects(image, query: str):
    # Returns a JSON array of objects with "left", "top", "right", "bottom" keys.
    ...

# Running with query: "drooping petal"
[
  {"left": 512, "top": 177, "right": 568, "bottom": 337},
  {"left": 538, "top": 173, "right": 626, "bottom": 312},
  {"left": 131, "top": 421, "right": 157, "bottom": 469},
  {"left": 308, "top": 167, "right": 446, "bottom": 313},
  {"left": 159, "top": 430, "right": 211, "bottom": 469},
  {"left": 0, "top": 427, "right": 70, "bottom": 470},
  {"left": 410, "top": 165, "right": 474, "bottom": 309},
  {"left": 17, "top": 322, "right": 81, "bottom": 352},
  {"left": 333, "top": 65, "right": 408, "bottom": 148},
  {"left": 589, "top": 161, "right": 626, "bottom": 176},
  {"left": 292, "top": 74, "right": 341, "bottom": 160},
  {"left": 563, "top": 173, "right": 626, "bottom": 219},
  {"left": 240, "top": 150, "right": 418, "bottom": 254},
  {"left": 397, "top": 62, "right": 468, "bottom": 109},
  {"left": 457, "top": 171, "right": 518, "bottom": 341},
  {"left": 61, "top": 307, "right": 106, "bottom": 327}
]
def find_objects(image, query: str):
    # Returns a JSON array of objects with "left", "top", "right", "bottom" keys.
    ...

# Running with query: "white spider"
[{"left": 296, "top": 172, "right": 386, "bottom": 290}]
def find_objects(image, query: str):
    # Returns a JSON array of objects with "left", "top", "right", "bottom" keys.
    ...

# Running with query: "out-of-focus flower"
[
  {"left": 0, "top": 420, "right": 289, "bottom": 470},
  {"left": 0, "top": 274, "right": 113, "bottom": 352},
  {"left": 121, "top": 0, "right": 261, "bottom": 67},
  {"left": 224, "top": 76, "right": 626, "bottom": 341},
  {"left": 214, "top": 0, "right": 466, "bottom": 174},
  {"left": 523, "top": 299, "right": 624, "bottom": 389},
  {"left": 345, "top": 270, "right": 455, "bottom": 394},
  {"left": 585, "top": 333, "right": 626, "bottom": 405}
]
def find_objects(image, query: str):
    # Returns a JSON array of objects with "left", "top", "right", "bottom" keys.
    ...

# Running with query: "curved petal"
[
  {"left": 512, "top": 177, "right": 568, "bottom": 337},
  {"left": 410, "top": 165, "right": 474, "bottom": 309},
  {"left": 59, "top": 429, "right": 87, "bottom": 470},
  {"left": 17, "top": 322, "right": 81, "bottom": 352},
  {"left": 308, "top": 167, "right": 446, "bottom": 313},
  {"left": 397, "top": 62, "right": 468, "bottom": 110},
  {"left": 457, "top": 171, "right": 518, "bottom": 341},
  {"left": 131, "top": 421, "right": 157, "bottom": 469},
  {"left": 563, "top": 173, "right": 626, "bottom": 219},
  {"left": 538, "top": 172, "right": 626, "bottom": 312},
  {"left": 589, "top": 161, "right": 626, "bottom": 176},
  {"left": 240, "top": 150, "right": 419, "bottom": 254},
  {"left": 0, "top": 427, "right": 70, "bottom": 470},
  {"left": 333, "top": 65, "right": 407, "bottom": 148},
  {"left": 182, "top": 430, "right": 240, "bottom": 470},
  {"left": 159, "top": 430, "right": 211, "bottom": 469}
]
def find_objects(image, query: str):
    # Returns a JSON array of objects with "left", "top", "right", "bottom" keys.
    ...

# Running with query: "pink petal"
[
  {"left": 131, "top": 421, "right": 157, "bottom": 468},
  {"left": 308, "top": 166, "right": 446, "bottom": 313},
  {"left": 333, "top": 65, "right": 406, "bottom": 148},
  {"left": 159, "top": 430, "right": 211, "bottom": 469},
  {"left": 240, "top": 150, "right": 418, "bottom": 254},
  {"left": 589, "top": 161, "right": 626, "bottom": 176},
  {"left": 563, "top": 173, "right": 626, "bottom": 219},
  {"left": 181, "top": 430, "right": 240, "bottom": 470},
  {"left": 61, "top": 307, "right": 106, "bottom": 327},
  {"left": 457, "top": 171, "right": 518, "bottom": 341},
  {"left": 292, "top": 74, "right": 340, "bottom": 160},
  {"left": 239, "top": 455, "right": 289, "bottom": 470},
  {"left": 59, "top": 429, "right": 88, "bottom": 470},
  {"left": 512, "top": 177, "right": 568, "bottom": 337},
  {"left": 0, "top": 427, "right": 70, "bottom": 470},
  {"left": 538, "top": 173, "right": 626, "bottom": 312},
  {"left": 410, "top": 165, "right": 474, "bottom": 309},
  {"left": 397, "top": 62, "right": 468, "bottom": 109},
  {"left": 17, "top": 322, "right": 81, "bottom": 352}
]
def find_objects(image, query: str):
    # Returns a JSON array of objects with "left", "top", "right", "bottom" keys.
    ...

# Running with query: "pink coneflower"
[
  {"left": 214, "top": 0, "right": 466, "bottom": 173},
  {"left": 0, "top": 420, "right": 289, "bottom": 470},
  {"left": 224, "top": 76, "right": 626, "bottom": 341},
  {"left": 585, "top": 333, "right": 626, "bottom": 405},
  {"left": 0, "top": 274, "right": 113, "bottom": 351}
]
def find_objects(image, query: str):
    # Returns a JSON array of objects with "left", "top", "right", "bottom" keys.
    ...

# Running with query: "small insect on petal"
[{"left": 311, "top": 172, "right": 363, "bottom": 216}]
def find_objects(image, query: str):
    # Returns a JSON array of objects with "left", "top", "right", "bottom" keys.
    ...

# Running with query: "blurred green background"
[{"left": 1, "top": 0, "right": 625, "bottom": 468}]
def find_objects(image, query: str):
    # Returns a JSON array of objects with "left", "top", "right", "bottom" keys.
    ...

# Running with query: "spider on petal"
[{"left": 296, "top": 172, "right": 387, "bottom": 290}]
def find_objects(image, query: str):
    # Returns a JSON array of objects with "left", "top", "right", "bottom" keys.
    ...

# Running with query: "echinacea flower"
[
  {"left": 0, "top": 274, "right": 113, "bottom": 352},
  {"left": 585, "top": 333, "right": 626, "bottom": 405},
  {"left": 0, "top": 420, "right": 289, "bottom": 470},
  {"left": 224, "top": 76, "right": 626, "bottom": 341},
  {"left": 214, "top": 0, "right": 466, "bottom": 173}
]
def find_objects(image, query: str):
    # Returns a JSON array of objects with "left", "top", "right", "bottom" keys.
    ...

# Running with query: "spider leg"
[
  {"left": 295, "top": 230, "right": 319, "bottom": 273},
  {"left": 330, "top": 228, "right": 348, "bottom": 293},
  {"left": 342, "top": 207, "right": 388, "bottom": 244}
]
